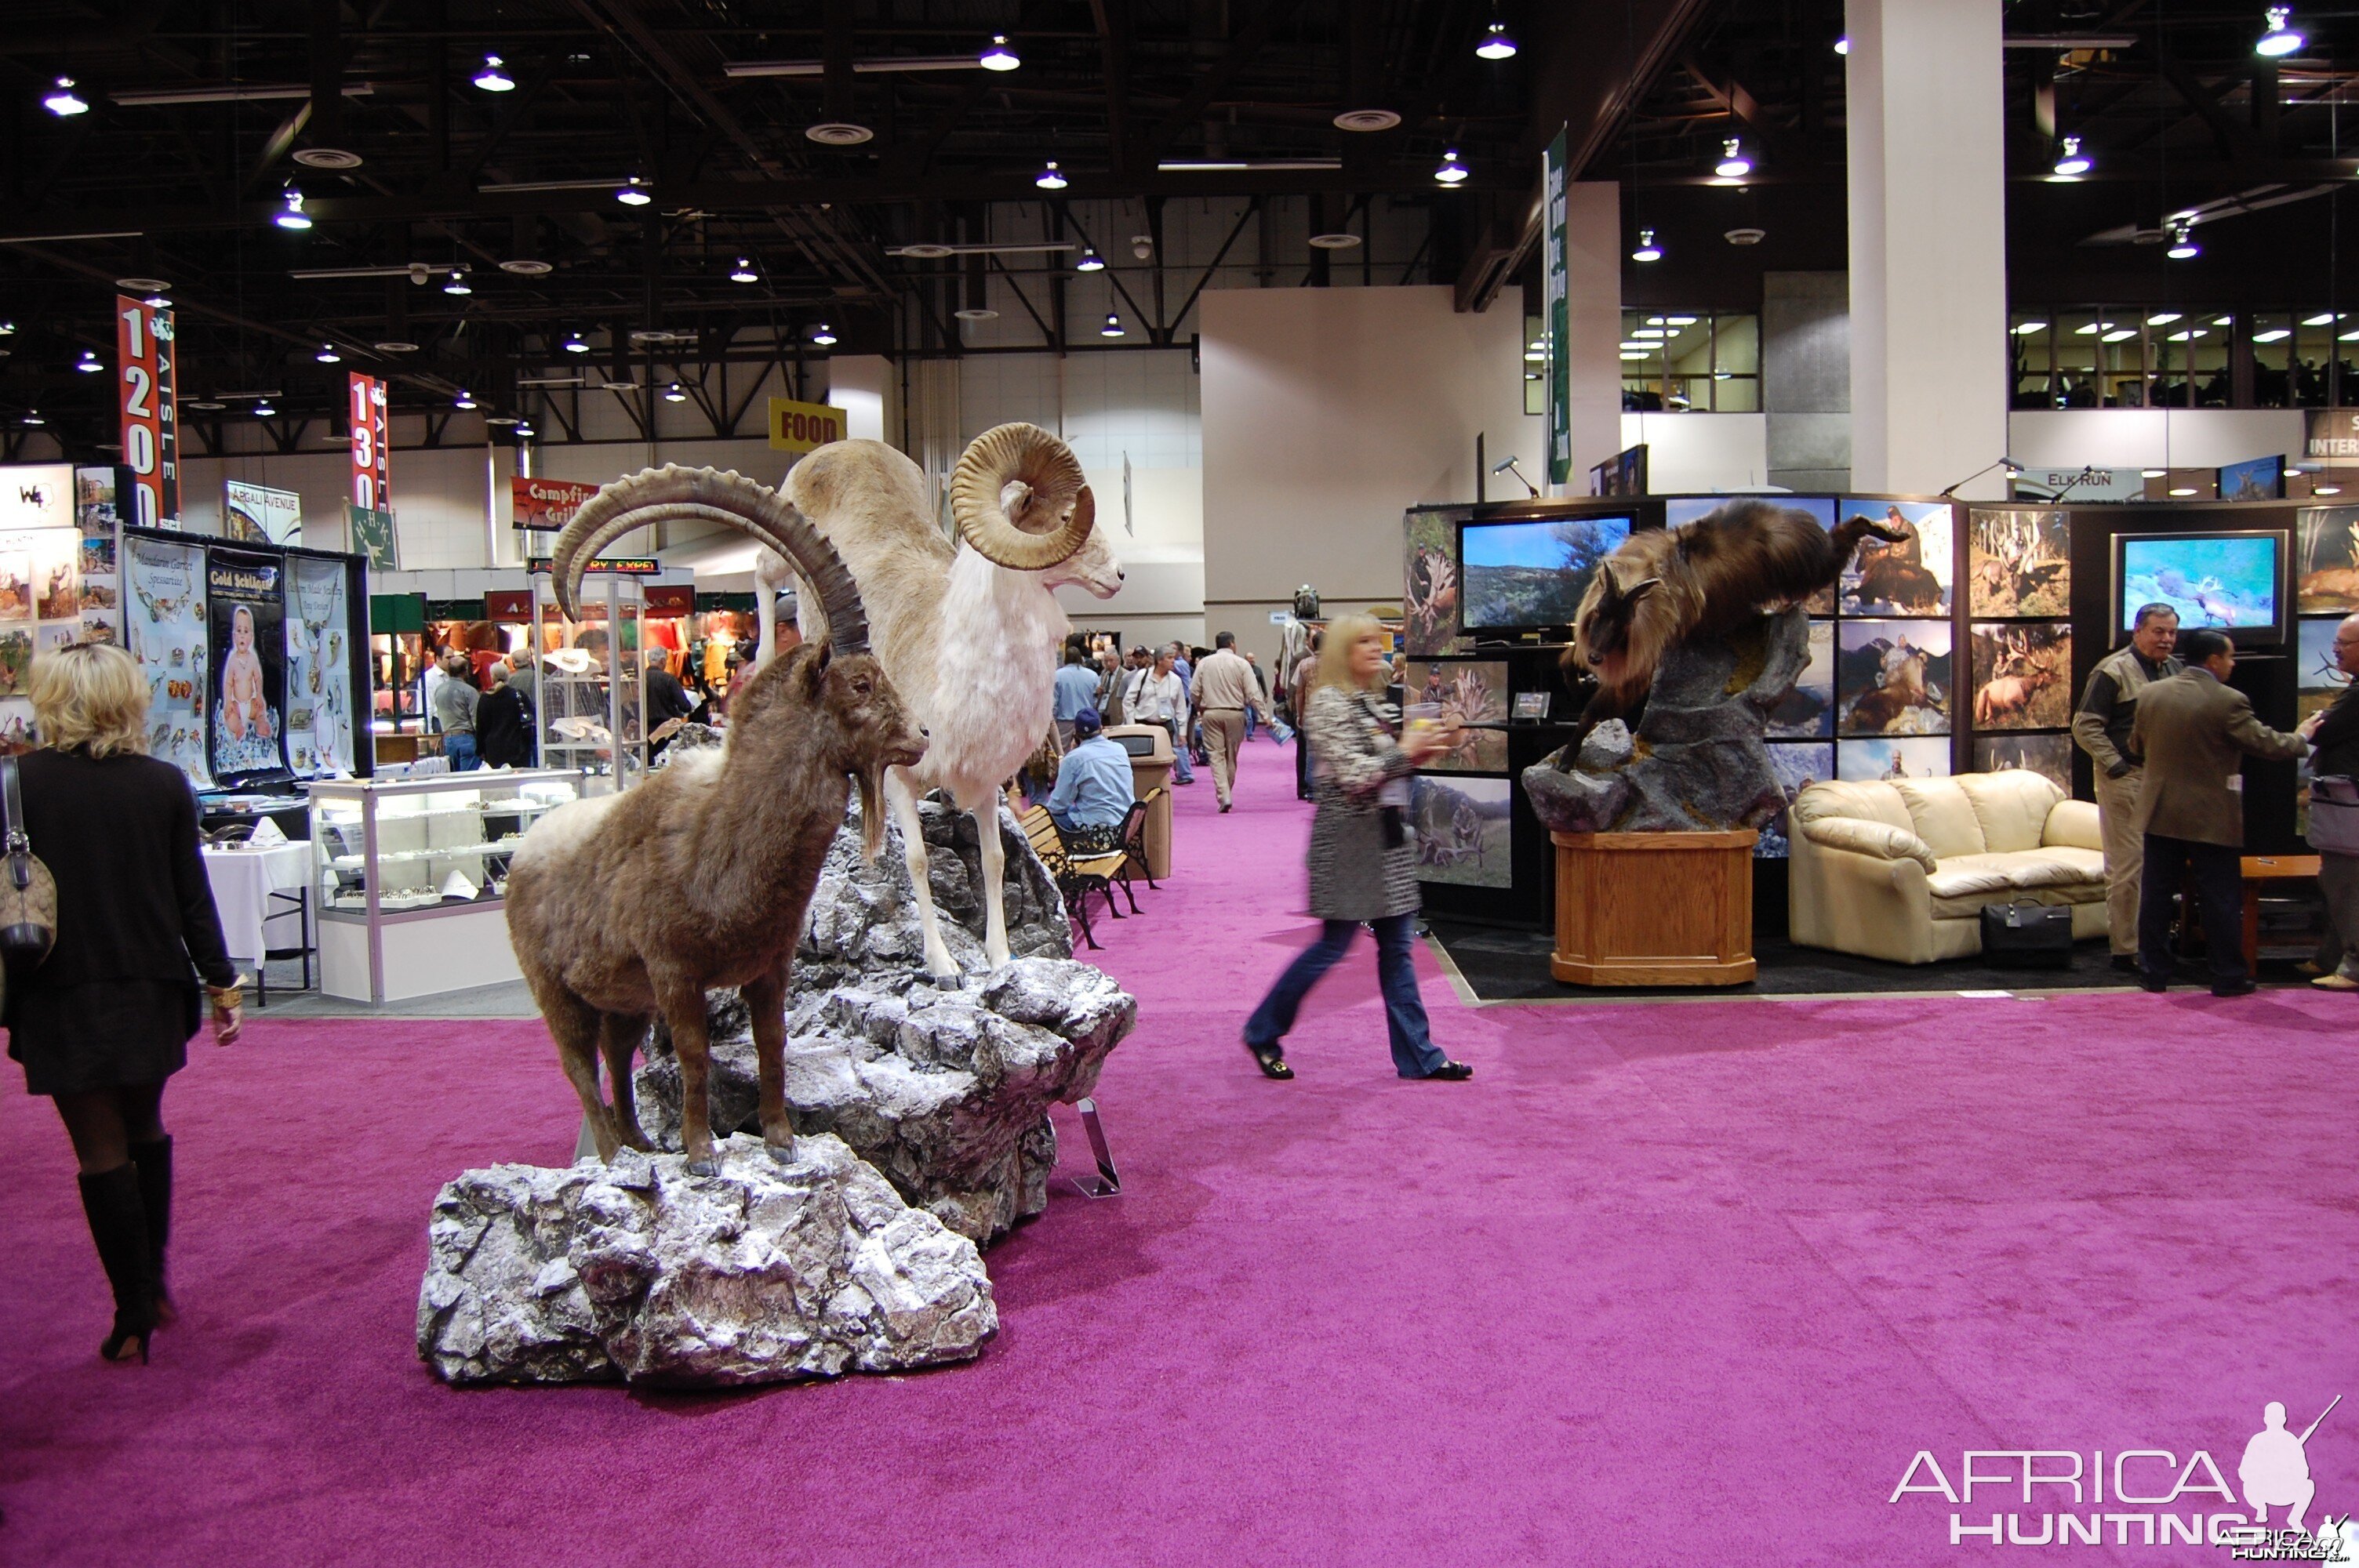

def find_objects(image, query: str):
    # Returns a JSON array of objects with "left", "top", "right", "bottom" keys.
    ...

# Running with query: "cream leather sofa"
[{"left": 1787, "top": 771, "right": 2107, "bottom": 964}]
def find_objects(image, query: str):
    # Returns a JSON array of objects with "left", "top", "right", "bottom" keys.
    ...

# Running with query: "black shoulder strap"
[{"left": 2, "top": 755, "right": 30, "bottom": 891}]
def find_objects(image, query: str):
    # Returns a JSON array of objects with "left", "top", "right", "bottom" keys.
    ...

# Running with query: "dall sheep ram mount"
[{"left": 1524, "top": 499, "right": 1904, "bottom": 837}]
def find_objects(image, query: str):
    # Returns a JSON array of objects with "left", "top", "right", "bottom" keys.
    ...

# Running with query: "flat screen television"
[
  {"left": 2113, "top": 529, "right": 2291, "bottom": 646},
  {"left": 1456, "top": 514, "right": 1634, "bottom": 634},
  {"left": 2218, "top": 454, "right": 2286, "bottom": 502}
]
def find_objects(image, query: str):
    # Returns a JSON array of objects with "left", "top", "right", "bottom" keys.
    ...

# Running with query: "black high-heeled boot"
[
  {"left": 76, "top": 1164, "right": 154, "bottom": 1364},
  {"left": 129, "top": 1137, "right": 175, "bottom": 1328}
]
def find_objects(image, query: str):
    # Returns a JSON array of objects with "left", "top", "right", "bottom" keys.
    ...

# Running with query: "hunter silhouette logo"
[{"left": 1888, "top": 1394, "right": 2347, "bottom": 1554}]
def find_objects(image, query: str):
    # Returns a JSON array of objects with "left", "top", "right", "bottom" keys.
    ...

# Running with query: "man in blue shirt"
[
  {"left": 1052, "top": 646, "right": 1101, "bottom": 750},
  {"left": 1045, "top": 709, "right": 1133, "bottom": 854}
]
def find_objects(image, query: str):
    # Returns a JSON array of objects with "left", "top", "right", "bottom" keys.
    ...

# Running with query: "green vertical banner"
[{"left": 1543, "top": 131, "right": 1571, "bottom": 489}]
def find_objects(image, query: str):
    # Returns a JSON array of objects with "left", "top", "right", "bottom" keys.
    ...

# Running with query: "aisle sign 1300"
[
  {"left": 115, "top": 294, "right": 179, "bottom": 528},
  {"left": 348, "top": 373, "right": 390, "bottom": 513}
]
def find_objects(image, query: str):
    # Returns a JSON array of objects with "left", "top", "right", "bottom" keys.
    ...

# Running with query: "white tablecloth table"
[{"left": 201, "top": 841, "right": 314, "bottom": 967}]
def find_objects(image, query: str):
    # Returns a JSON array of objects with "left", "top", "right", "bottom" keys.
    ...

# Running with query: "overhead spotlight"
[
  {"left": 45, "top": 77, "right": 88, "bottom": 116},
  {"left": 2257, "top": 5, "right": 2304, "bottom": 56},
  {"left": 730, "top": 256, "right": 759, "bottom": 283},
  {"left": 1630, "top": 228, "right": 1663, "bottom": 262},
  {"left": 1074, "top": 248, "right": 1106, "bottom": 272},
  {"left": 0, "top": 322, "right": 13, "bottom": 335},
  {"left": 1131, "top": 234, "right": 1154, "bottom": 260},
  {"left": 21, "top": 410, "right": 43, "bottom": 426},
  {"left": 443, "top": 269, "right": 471, "bottom": 296},
  {"left": 144, "top": 294, "right": 170, "bottom": 309},
  {"left": 2141, "top": 468, "right": 2168, "bottom": 478},
  {"left": 1834, "top": 35, "right": 1850, "bottom": 55},
  {"left": 1434, "top": 148, "right": 1469, "bottom": 185},
  {"left": 1100, "top": 312, "right": 1125, "bottom": 338},
  {"left": 1715, "top": 138, "right": 1752, "bottom": 179},
  {"left": 315, "top": 343, "right": 341, "bottom": 363},
  {"left": 454, "top": 390, "right": 478, "bottom": 409},
  {"left": 1474, "top": 20, "right": 1518, "bottom": 60},
  {"left": 809, "top": 322, "right": 838, "bottom": 346},
  {"left": 562, "top": 332, "right": 591, "bottom": 354},
  {"left": 2169, "top": 486, "right": 2200, "bottom": 496},
  {"left": 275, "top": 188, "right": 313, "bottom": 230},
  {"left": 979, "top": 34, "right": 1021, "bottom": 71},
  {"left": 75, "top": 350, "right": 101, "bottom": 373},
  {"left": 663, "top": 381, "right": 687, "bottom": 403},
  {"left": 1036, "top": 160, "right": 1068, "bottom": 190},
  {"left": 615, "top": 176, "right": 652, "bottom": 206},
  {"left": 2166, "top": 221, "right": 2200, "bottom": 260},
  {"left": 2052, "top": 135, "right": 2091, "bottom": 178},
  {"left": 474, "top": 54, "right": 515, "bottom": 92},
  {"left": 253, "top": 400, "right": 275, "bottom": 416}
]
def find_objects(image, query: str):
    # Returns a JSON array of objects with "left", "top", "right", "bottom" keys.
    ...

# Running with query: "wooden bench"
[{"left": 1020, "top": 804, "right": 1132, "bottom": 950}]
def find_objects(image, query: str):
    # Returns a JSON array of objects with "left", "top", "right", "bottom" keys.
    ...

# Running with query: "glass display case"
[
  {"left": 308, "top": 768, "right": 581, "bottom": 1002},
  {"left": 530, "top": 571, "right": 648, "bottom": 792}
]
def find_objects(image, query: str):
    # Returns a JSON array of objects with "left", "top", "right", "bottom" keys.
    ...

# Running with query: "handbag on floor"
[
  {"left": 0, "top": 755, "right": 57, "bottom": 967},
  {"left": 1978, "top": 899, "right": 2073, "bottom": 968}
]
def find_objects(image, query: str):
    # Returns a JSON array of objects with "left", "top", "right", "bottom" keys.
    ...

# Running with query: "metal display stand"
[{"left": 529, "top": 571, "right": 649, "bottom": 793}]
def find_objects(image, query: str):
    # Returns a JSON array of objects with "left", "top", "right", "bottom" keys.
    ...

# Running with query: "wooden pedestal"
[{"left": 1550, "top": 829, "right": 1757, "bottom": 986}]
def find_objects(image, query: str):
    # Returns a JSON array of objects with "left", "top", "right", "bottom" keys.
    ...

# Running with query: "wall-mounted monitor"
[
  {"left": 1455, "top": 514, "right": 1633, "bottom": 635},
  {"left": 2113, "top": 529, "right": 2290, "bottom": 646}
]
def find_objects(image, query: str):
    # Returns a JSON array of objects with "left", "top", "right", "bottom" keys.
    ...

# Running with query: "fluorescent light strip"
[
  {"left": 1155, "top": 159, "right": 1343, "bottom": 172},
  {"left": 478, "top": 178, "right": 637, "bottom": 194},
  {"left": 884, "top": 243, "right": 1077, "bottom": 257},
  {"left": 725, "top": 57, "right": 995, "bottom": 78},
  {"left": 290, "top": 264, "right": 471, "bottom": 280},
  {"left": 113, "top": 82, "right": 374, "bottom": 106}
]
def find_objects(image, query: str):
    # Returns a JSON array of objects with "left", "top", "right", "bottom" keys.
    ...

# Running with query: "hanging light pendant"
[
  {"left": 1434, "top": 148, "right": 1469, "bottom": 186},
  {"left": 2256, "top": 6, "right": 2304, "bottom": 56},
  {"left": 1036, "top": 160, "right": 1068, "bottom": 191},
  {"left": 1630, "top": 229, "right": 1663, "bottom": 263},
  {"left": 2052, "top": 136, "right": 2092, "bottom": 178}
]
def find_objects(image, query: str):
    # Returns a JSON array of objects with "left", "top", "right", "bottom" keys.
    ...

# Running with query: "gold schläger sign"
[{"left": 768, "top": 397, "right": 849, "bottom": 454}]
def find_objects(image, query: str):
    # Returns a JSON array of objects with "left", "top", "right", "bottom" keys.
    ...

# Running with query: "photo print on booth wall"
[
  {"left": 1402, "top": 510, "right": 1463, "bottom": 657},
  {"left": 1972, "top": 733, "right": 2072, "bottom": 794},
  {"left": 1757, "top": 742, "right": 1834, "bottom": 859},
  {"left": 1765, "top": 619, "right": 1834, "bottom": 739},
  {"left": 1839, "top": 499, "right": 1952, "bottom": 616},
  {"left": 1837, "top": 620, "right": 1951, "bottom": 736},
  {"left": 1408, "top": 659, "right": 1509, "bottom": 772},
  {"left": 1967, "top": 510, "right": 2070, "bottom": 617},
  {"left": 2299, "top": 618, "right": 2352, "bottom": 691},
  {"left": 2297, "top": 507, "right": 2359, "bottom": 613},
  {"left": 1671, "top": 496, "right": 1838, "bottom": 613},
  {"left": 1968, "top": 622, "right": 2072, "bottom": 729},
  {"left": 1408, "top": 775, "right": 1512, "bottom": 888},
  {"left": 1837, "top": 735, "right": 1950, "bottom": 782}
]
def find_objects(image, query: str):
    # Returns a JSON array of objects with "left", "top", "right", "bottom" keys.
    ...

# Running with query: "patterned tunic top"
[{"left": 1304, "top": 684, "right": 1421, "bottom": 921}]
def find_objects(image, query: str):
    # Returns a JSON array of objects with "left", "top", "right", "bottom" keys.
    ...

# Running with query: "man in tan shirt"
[
  {"left": 1189, "top": 632, "right": 1267, "bottom": 812},
  {"left": 2128, "top": 628, "right": 2305, "bottom": 996}
]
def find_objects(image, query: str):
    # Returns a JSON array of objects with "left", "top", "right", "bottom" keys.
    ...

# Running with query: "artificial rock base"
[
  {"left": 638, "top": 958, "right": 1136, "bottom": 1244},
  {"left": 1522, "top": 607, "right": 1809, "bottom": 836},
  {"left": 417, "top": 1132, "right": 996, "bottom": 1387}
]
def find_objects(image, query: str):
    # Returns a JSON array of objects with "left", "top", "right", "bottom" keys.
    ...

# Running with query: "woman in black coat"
[
  {"left": 474, "top": 659, "right": 536, "bottom": 768},
  {"left": 7, "top": 644, "right": 242, "bottom": 1364}
]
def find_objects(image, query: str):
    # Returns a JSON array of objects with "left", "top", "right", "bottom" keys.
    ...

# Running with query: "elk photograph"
[
  {"left": 1967, "top": 508, "right": 2070, "bottom": 617},
  {"left": 1408, "top": 659, "right": 1508, "bottom": 771},
  {"left": 2297, "top": 507, "right": 2359, "bottom": 613},
  {"left": 1838, "top": 499, "right": 1952, "bottom": 616},
  {"left": 1837, "top": 735, "right": 1951, "bottom": 781},
  {"left": 1765, "top": 620, "right": 1835, "bottom": 739},
  {"left": 1837, "top": 620, "right": 1951, "bottom": 735},
  {"left": 1972, "top": 734, "right": 2072, "bottom": 793},
  {"left": 1408, "top": 775, "right": 1513, "bottom": 888},
  {"left": 1403, "top": 510, "right": 1462, "bottom": 655},
  {"left": 1968, "top": 621, "right": 2072, "bottom": 730}
]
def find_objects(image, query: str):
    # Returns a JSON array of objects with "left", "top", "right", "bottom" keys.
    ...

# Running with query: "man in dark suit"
[{"left": 2129, "top": 629, "right": 2306, "bottom": 995}]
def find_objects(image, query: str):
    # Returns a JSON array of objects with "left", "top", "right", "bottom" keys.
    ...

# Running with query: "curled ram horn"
[
  {"left": 552, "top": 466, "right": 870, "bottom": 655},
  {"left": 948, "top": 423, "right": 1096, "bottom": 571}
]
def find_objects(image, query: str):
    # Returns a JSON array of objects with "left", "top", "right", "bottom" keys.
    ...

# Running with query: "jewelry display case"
[
  {"left": 530, "top": 570, "right": 648, "bottom": 793},
  {"left": 308, "top": 768, "right": 581, "bottom": 1002}
]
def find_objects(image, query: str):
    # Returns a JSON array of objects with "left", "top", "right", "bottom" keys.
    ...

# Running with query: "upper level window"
[
  {"left": 1620, "top": 311, "right": 1759, "bottom": 412},
  {"left": 2012, "top": 307, "right": 2355, "bottom": 409}
]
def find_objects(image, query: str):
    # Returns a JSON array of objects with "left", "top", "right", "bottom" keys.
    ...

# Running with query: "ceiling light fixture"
[
  {"left": 254, "top": 401, "right": 276, "bottom": 416},
  {"left": 2102, "top": 328, "right": 2137, "bottom": 343},
  {"left": 22, "top": 409, "right": 44, "bottom": 426},
  {"left": 2167, "top": 329, "right": 2208, "bottom": 341},
  {"left": 144, "top": 294, "right": 170, "bottom": 309},
  {"left": 1100, "top": 312, "right": 1125, "bottom": 338},
  {"left": 2318, "top": 485, "right": 2346, "bottom": 495},
  {"left": 805, "top": 121, "right": 874, "bottom": 145},
  {"left": 443, "top": 269, "right": 471, "bottom": 296},
  {"left": 663, "top": 382, "right": 687, "bottom": 403},
  {"left": 1714, "top": 138, "right": 1752, "bottom": 179},
  {"left": 2166, "top": 222, "right": 2200, "bottom": 260},
  {"left": 1434, "top": 148, "right": 1469, "bottom": 186},
  {"left": 2256, "top": 5, "right": 2304, "bottom": 56},
  {"left": 615, "top": 176, "right": 652, "bottom": 206},
  {"left": 955, "top": 307, "right": 998, "bottom": 321},
  {"left": 2013, "top": 321, "right": 2048, "bottom": 335},
  {"left": 45, "top": 77, "right": 88, "bottom": 116},
  {"left": 1074, "top": 248, "right": 1105, "bottom": 272},
  {"left": 455, "top": 390, "right": 477, "bottom": 408},
  {"left": 1630, "top": 229, "right": 1663, "bottom": 262},
  {"left": 730, "top": 256, "right": 759, "bottom": 283},
  {"left": 563, "top": 332, "right": 591, "bottom": 354},
  {"left": 1035, "top": 159, "right": 1067, "bottom": 190},
  {"left": 1834, "top": 35, "right": 1850, "bottom": 55},
  {"left": 2169, "top": 486, "right": 2200, "bottom": 496},
  {"left": 980, "top": 34, "right": 1020, "bottom": 71},
  {"left": 809, "top": 323, "right": 838, "bottom": 346},
  {"left": 75, "top": 350, "right": 101, "bottom": 373},
  {"left": 1474, "top": 20, "right": 1518, "bottom": 60},
  {"left": 275, "top": 189, "right": 312, "bottom": 230},
  {"left": 1619, "top": 350, "right": 1651, "bottom": 361},
  {"left": 1308, "top": 231, "right": 1362, "bottom": 249},
  {"left": 2052, "top": 136, "right": 2091, "bottom": 178},
  {"left": 2142, "top": 468, "right": 2168, "bottom": 477},
  {"left": 2148, "top": 312, "right": 2183, "bottom": 325},
  {"left": 1332, "top": 107, "right": 1401, "bottom": 132},
  {"left": 474, "top": 54, "right": 514, "bottom": 92},
  {"left": 2304, "top": 312, "right": 2340, "bottom": 326},
  {"left": 2255, "top": 328, "right": 2292, "bottom": 343},
  {"left": 315, "top": 343, "right": 341, "bottom": 363}
]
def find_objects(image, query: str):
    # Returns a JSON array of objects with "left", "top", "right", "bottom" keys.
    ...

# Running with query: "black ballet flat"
[
  {"left": 1245, "top": 1040, "right": 1294, "bottom": 1080},
  {"left": 100, "top": 1324, "right": 150, "bottom": 1365},
  {"left": 1422, "top": 1061, "right": 1474, "bottom": 1081}
]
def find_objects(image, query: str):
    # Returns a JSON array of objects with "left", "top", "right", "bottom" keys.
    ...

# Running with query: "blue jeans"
[
  {"left": 1243, "top": 913, "right": 1447, "bottom": 1077},
  {"left": 1162, "top": 720, "right": 1194, "bottom": 783},
  {"left": 445, "top": 731, "right": 481, "bottom": 771}
]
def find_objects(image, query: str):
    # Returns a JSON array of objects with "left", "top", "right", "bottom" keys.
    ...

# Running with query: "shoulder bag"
[
  {"left": 2310, "top": 775, "right": 2359, "bottom": 856},
  {"left": 0, "top": 755, "right": 57, "bottom": 967}
]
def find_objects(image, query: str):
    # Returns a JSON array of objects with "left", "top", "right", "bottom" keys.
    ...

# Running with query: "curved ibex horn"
[
  {"left": 552, "top": 468, "right": 870, "bottom": 654},
  {"left": 949, "top": 422, "right": 1096, "bottom": 571}
]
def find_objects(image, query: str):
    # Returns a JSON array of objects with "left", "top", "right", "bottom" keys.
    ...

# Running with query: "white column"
[
  {"left": 823, "top": 354, "right": 891, "bottom": 441},
  {"left": 1846, "top": 0, "right": 2008, "bottom": 497},
  {"left": 1562, "top": 181, "right": 1625, "bottom": 489}
]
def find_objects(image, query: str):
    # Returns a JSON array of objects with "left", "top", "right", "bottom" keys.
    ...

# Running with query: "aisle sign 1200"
[{"left": 115, "top": 295, "right": 179, "bottom": 528}]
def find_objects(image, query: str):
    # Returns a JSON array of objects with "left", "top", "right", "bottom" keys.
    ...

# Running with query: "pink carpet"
[{"left": 4, "top": 737, "right": 2354, "bottom": 1566}]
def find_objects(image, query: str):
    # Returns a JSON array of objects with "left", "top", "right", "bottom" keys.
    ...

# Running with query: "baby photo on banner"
[
  {"left": 207, "top": 547, "right": 289, "bottom": 782},
  {"left": 285, "top": 556, "right": 354, "bottom": 775},
  {"left": 125, "top": 535, "right": 211, "bottom": 786}
]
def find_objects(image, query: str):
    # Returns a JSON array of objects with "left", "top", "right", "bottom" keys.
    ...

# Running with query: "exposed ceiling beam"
[{"left": 1147, "top": 0, "right": 1313, "bottom": 153}]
